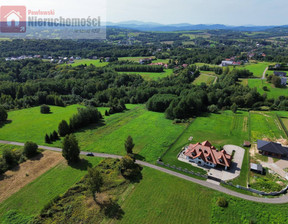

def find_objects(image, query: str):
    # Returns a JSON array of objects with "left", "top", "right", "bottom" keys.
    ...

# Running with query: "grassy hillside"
[
  {"left": 118, "top": 69, "right": 173, "bottom": 81},
  {"left": 76, "top": 104, "right": 186, "bottom": 162},
  {"left": 250, "top": 111, "right": 286, "bottom": 141},
  {"left": 0, "top": 156, "right": 103, "bottom": 220},
  {"left": 161, "top": 111, "right": 249, "bottom": 169},
  {"left": 193, "top": 74, "right": 216, "bottom": 85},
  {"left": 240, "top": 79, "right": 288, "bottom": 98},
  {"left": 0, "top": 105, "right": 84, "bottom": 146},
  {"left": 238, "top": 62, "right": 271, "bottom": 77},
  {"left": 62, "top": 59, "right": 109, "bottom": 67}
]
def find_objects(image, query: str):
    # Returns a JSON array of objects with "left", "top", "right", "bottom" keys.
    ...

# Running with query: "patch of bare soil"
[
  {"left": 0, "top": 150, "right": 64, "bottom": 203},
  {"left": 276, "top": 138, "right": 288, "bottom": 146},
  {"left": 250, "top": 144, "right": 257, "bottom": 157}
]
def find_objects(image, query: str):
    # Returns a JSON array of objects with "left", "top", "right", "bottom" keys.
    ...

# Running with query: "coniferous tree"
[
  {"left": 45, "top": 134, "right": 51, "bottom": 143},
  {"left": 125, "top": 136, "right": 134, "bottom": 154}
]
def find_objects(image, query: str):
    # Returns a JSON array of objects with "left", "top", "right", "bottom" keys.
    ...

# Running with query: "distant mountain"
[{"left": 106, "top": 21, "right": 283, "bottom": 32}]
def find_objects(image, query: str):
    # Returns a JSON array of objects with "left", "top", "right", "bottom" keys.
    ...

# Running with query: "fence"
[
  {"left": 276, "top": 114, "right": 288, "bottom": 138},
  {"left": 156, "top": 161, "right": 208, "bottom": 179},
  {"left": 221, "top": 181, "right": 288, "bottom": 196}
]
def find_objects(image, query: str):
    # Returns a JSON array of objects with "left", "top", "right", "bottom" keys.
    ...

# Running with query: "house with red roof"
[{"left": 183, "top": 141, "right": 232, "bottom": 170}]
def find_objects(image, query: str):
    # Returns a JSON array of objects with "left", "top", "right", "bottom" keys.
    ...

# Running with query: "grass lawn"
[
  {"left": 116, "top": 167, "right": 214, "bottom": 224},
  {"left": 240, "top": 78, "right": 288, "bottom": 98},
  {"left": 161, "top": 111, "right": 249, "bottom": 174},
  {"left": 238, "top": 62, "right": 271, "bottom": 77},
  {"left": 250, "top": 111, "right": 286, "bottom": 141},
  {"left": 0, "top": 144, "right": 23, "bottom": 155},
  {"left": 118, "top": 69, "right": 173, "bottom": 81},
  {"left": 0, "top": 105, "right": 85, "bottom": 146},
  {"left": 193, "top": 74, "right": 216, "bottom": 85},
  {"left": 117, "top": 166, "right": 288, "bottom": 224},
  {"left": 0, "top": 156, "right": 103, "bottom": 220},
  {"left": 61, "top": 59, "right": 109, "bottom": 67},
  {"left": 211, "top": 196, "right": 288, "bottom": 224},
  {"left": 75, "top": 104, "right": 186, "bottom": 162}
]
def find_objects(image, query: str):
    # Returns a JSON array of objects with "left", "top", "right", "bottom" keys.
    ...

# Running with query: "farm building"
[
  {"left": 250, "top": 163, "right": 264, "bottom": 174},
  {"left": 183, "top": 141, "right": 232, "bottom": 170},
  {"left": 257, "top": 140, "right": 288, "bottom": 158}
]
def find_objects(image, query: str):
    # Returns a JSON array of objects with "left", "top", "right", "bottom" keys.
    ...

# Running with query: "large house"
[
  {"left": 183, "top": 141, "right": 232, "bottom": 170},
  {"left": 257, "top": 140, "right": 288, "bottom": 158}
]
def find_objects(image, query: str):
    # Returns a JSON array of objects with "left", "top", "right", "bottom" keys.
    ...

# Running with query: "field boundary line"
[{"left": 159, "top": 120, "right": 195, "bottom": 160}]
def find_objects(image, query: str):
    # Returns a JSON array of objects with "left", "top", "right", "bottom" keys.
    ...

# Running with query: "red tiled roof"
[{"left": 184, "top": 141, "right": 231, "bottom": 167}]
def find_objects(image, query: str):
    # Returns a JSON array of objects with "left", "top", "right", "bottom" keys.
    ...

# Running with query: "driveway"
[
  {"left": 260, "top": 158, "right": 288, "bottom": 179},
  {"left": 208, "top": 145, "right": 245, "bottom": 181}
]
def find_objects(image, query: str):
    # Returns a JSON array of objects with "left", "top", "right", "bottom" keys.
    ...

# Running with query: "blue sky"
[{"left": 107, "top": 0, "right": 287, "bottom": 26}]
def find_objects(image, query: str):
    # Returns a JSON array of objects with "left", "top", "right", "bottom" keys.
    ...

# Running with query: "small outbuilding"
[
  {"left": 243, "top": 141, "right": 251, "bottom": 147},
  {"left": 250, "top": 163, "right": 264, "bottom": 174}
]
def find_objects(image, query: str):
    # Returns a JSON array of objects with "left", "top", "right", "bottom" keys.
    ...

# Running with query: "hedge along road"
[{"left": 0, "top": 140, "right": 288, "bottom": 204}]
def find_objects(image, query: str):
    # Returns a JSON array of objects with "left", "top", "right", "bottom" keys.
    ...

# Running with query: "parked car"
[{"left": 86, "top": 152, "right": 94, "bottom": 157}]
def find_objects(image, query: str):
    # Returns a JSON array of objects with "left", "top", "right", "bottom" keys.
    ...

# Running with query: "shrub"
[
  {"left": 216, "top": 197, "right": 228, "bottom": 208},
  {"left": 208, "top": 104, "right": 219, "bottom": 113},
  {"left": 23, "top": 141, "right": 38, "bottom": 158},
  {"left": 2, "top": 149, "right": 18, "bottom": 168},
  {"left": 40, "top": 105, "right": 50, "bottom": 114}
]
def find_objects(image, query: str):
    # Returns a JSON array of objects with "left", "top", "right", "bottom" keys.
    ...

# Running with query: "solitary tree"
[
  {"left": 58, "top": 120, "right": 70, "bottom": 137},
  {"left": 125, "top": 136, "right": 135, "bottom": 154},
  {"left": 23, "top": 141, "right": 38, "bottom": 158},
  {"left": 0, "top": 106, "right": 8, "bottom": 122},
  {"left": 231, "top": 103, "right": 238, "bottom": 114},
  {"left": 87, "top": 167, "right": 103, "bottom": 201},
  {"left": 62, "top": 134, "right": 80, "bottom": 164}
]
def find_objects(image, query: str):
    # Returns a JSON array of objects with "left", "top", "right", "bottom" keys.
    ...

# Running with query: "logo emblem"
[{"left": 0, "top": 6, "right": 26, "bottom": 33}]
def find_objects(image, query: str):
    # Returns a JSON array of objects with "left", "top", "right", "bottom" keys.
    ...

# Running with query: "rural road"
[
  {"left": 1, "top": 140, "right": 288, "bottom": 204},
  {"left": 262, "top": 67, "right": 268, "bottom": 79}
]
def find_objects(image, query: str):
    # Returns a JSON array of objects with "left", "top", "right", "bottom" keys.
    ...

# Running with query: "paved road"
[
  {"left": 1, "top": 140, "right": 288, "bottom": 204},
  {"left": 262, "top": 67, "right": 268, "bottom": 79}
]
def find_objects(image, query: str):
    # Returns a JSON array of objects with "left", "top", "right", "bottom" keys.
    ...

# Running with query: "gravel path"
[{"left": 1, "top": 140, "right": 288, "bottom": 204}]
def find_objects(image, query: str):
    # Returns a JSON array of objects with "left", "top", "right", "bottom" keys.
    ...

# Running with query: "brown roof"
[{"left": 184, "top": 141, "right": 231, "bottom": 167}]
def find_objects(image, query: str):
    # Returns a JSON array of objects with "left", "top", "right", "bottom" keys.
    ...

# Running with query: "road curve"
[{"left": 1, "top": 140, "right": 288, "bottom": 204}]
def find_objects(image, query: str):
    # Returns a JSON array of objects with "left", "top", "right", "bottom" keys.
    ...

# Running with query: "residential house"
[
  {"left": 257, "top": 140, "right": 288, "bottom": 158},
  {"left": 183, "top": 141, "right": 232, "bottom": 170},
  {"left": 274, "top": 71, "right": 287, "bottom": 77}
]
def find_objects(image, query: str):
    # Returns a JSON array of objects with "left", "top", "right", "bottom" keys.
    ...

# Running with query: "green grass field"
[
  {"left": 61, "top": 59, "right": 109, "bottom": 67},
  {"left": 0, "top": 105, "right": 85, "bottom": 146},
  {"left": 0, "top": 156, "right": 103, "bottom": 220},
  {"left": 250, "top": 111, "right": 285, "bottom": 141},
  {"left": 116, "top": 167, "right": 214, "bottom": 224},
  {"left": 118, "top": 69, "right": 173, "bottom": 81},
  {"left": 193, "top": 74, "right": 216, "bottom": 85},
  {"left": 161, "top": 111, "right": 249, "bottom": 174},
  {"left": 76, "top": 104, "right": 186, "bottom": 162},
  {"left": 118, "top": 56, "right": 155, "bottom": 62},
  {"left": 238, "top": 62, "right": 271, "bottom": 77},
  {"left": 240, "top": 78, "right": 288, "bottom": 98},
  {"left": 117, "top": 166, "right": 288, "bottom": 224}
]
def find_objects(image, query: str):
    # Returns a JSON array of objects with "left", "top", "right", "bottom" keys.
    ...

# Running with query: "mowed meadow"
[
  {"left": 0, "top": 104, "right": 185, "bottom": 162},
  {"left": 75, "top": 104, "right": 186, "bottom": 162},
  {"left": 0, "top": 105, "right": 84, "bottom": 145}
]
